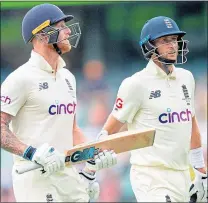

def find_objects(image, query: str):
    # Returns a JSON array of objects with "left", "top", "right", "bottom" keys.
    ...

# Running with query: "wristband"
[
  {"left": 190, "top": 147, "right": 205, "bottom": 169},
  {"left": 23, "top": 146, "right": 37, "bottom": 161}
]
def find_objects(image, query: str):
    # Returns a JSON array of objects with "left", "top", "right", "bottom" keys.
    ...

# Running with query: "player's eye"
[
  {"left": 60, "top": 24, "right": 68, "bottom": 30},
  {"left": 171, "top": 37, "right": 178, "bottom": 41},
  {"left": 162, "top": 39, "right": 169, "bottom": 44},
  {"left": 162, "top": 38, "right": 177, "bottom": 44}
]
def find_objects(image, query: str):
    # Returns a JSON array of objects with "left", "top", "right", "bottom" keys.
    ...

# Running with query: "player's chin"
[
  {"left": 167, "top": 53, "right": 177, "bottom": 60},
  {"left": 61, "top": 44, "right": 72, "bottom": 54}
]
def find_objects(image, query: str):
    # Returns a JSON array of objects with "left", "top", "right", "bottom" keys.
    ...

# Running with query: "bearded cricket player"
[{"left": 1, "top": 3, "right": 117, "bottom": 202}]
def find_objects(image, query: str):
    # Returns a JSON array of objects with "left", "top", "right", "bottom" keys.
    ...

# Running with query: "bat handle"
[{"left": 15, "top": 162, "right": 42, "bottom": 174}]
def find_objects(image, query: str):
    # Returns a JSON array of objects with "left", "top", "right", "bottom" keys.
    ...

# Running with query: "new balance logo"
[
  {"left": 39, "top": 82, "right": 49, "bottom": 91},
  {"left": 149, "top": 90, "right": 161, "bottom": 99},
  {"left": 46, "top": 193, "right": 53, "bottom": 202},
  {"left": 165, "top": 195, "right": 171, "bottom": 202}
]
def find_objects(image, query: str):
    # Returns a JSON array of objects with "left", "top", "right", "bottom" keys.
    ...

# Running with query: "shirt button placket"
[{"left": 166, "top": 77, "right": 171, "bottom": 87}]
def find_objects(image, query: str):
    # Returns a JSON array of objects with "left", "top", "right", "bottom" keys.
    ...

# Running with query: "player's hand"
[
  {"left": 85, "top": 129, "right": 117, "bottom": 172},
  {"left": 85, "top": 149, "right": 117, "bottom": 172},
  {"left": 189, "top": 168, "right": 207, "bottom": 202},
  {"left": 79, "top": 169, "right": 100, "bottom": 200},
  {"left": 32, "top": 143, "right": 65, "bottom": 177}
]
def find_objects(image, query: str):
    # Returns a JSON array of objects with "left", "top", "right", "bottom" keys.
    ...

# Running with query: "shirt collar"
[
  {"left": 145, "top": 59, "right": 176, "bottom": 79},
  {"left": 29, "top": 50, "right": 66, "bottom": 73}
]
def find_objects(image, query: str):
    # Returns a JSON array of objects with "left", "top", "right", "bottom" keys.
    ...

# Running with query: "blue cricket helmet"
[
  {"left": 140, "top": 16, "right": 186, "bottom": 45},
  {"left": 139, "top": 16, "right": 189, "bottom": 64},
  {"left": 22, "top": 3, "right": 74, "bottom": 43}
]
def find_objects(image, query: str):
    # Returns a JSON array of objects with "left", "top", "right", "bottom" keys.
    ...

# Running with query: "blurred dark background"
[{"left": 1, "top": 1, "right": 207, "bottom": 202}]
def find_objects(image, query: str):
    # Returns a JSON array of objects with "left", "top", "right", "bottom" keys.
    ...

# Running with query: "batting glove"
[
  {"left": 189, "top": 168, "right": 207, "bottom": 202},
  {"left": 96, "top": 129, "right": 108, "bottom": 140},
  {"left": 85, "top": 149, "right": 117, "bottom": 172},
  {"left": 79, "top": 169, "right": 100, "bottom": 200},
  {"left": 23, "top": 143, "right": 65, "bottom": 177},
  {"left": 85, "top": 129, "right": 117, "bottom": 172}
]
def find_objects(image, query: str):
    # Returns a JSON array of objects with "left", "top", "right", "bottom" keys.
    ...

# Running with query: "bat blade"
[
  {"left": 65, "top": 128, "right": 155, "bottom": 165},
  {"left": 15, "top": 128, "right": 155, "bottom": 174}
]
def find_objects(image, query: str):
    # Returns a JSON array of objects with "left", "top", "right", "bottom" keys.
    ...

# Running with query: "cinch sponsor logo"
[
  {"left": 48, "top": 101, "right": 76, "bottom": 115},
  {"left": 0, "top": 96, "right": 11, "bottom": 104},
  {"left": 158, "top": 108, "right": 192, "bottom": 124}
]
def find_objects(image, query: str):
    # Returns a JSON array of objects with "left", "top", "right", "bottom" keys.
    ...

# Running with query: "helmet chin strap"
[
  {"left": 53, "top": 44, "right": 62, "bottom": 55},
  {"left": 154, "top": 49, "right": 175, "bottom": 75},
  {"left": 155, "top": 49, "right": 176, "bottom": 64},
  {"left": 157, "top": 56, "right": 175, "bottom": 65}
]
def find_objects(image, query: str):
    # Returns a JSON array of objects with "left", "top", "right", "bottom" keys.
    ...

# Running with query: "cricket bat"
[{"left": 15, "top": 128, "right": 155, "bottom": 174}]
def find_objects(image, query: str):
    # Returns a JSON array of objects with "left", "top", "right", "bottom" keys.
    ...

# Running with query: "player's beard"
[{"left": 57, "top": 39, "right": 72, "bottom": 54}]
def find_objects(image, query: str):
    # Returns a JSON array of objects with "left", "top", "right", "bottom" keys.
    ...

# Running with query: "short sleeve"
[
  {"left": 111, "top": 77, "right": 143, "bottom": 123},
  {"left": 1, "top": 72, "right": 27, "bottom": 116}
]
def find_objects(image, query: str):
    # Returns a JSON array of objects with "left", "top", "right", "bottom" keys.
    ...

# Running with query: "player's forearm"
[
  {"left": 190, "top": 116, "right": 202, "bottom": 149},
  {"left": 190, "top": 116, "right": 206, "bottom": 173},
  {"left": 72, "top": 116, "right": 87, "bottom": 146},
  {"left": 73, "top": 125, "right": 87, "bottom": 146},
  {"left": 103, "top": 114, "right": 124, "bottom": 135},
  {"left": 1, "top": 124, "right": 28, "bottom": 156}
]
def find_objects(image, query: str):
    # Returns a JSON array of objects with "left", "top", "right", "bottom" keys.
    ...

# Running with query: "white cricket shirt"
[
  {"left": 1, "top": 51, "right": 77, "bottom": 163},
  {"left": 112, "top": 59, "right": 195, "bottom": 170}
]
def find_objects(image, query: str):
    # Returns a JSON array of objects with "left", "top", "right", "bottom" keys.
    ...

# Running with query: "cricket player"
[
  {"left": 97, "top": 16, "right": 207, "bottom": 202},
  {"left": 1, "top": 4, "right": 117, "bottom": 202}
]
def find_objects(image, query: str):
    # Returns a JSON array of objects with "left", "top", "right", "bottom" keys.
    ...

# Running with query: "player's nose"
[
  {"left": 170, "top": 40, "right": 178, "bottom": 47},
  {"left": 65, "top": 27, "right": 71, "bottom": 36},
  {"left": 167, "top": 42, "right": 177, "bottom": 51}
]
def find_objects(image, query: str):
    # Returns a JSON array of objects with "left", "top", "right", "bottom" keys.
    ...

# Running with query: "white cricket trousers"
[
  {"left": 12, "top": 164, "right": 89, "bottom": 202},
  {"left": 130, "top": 165, "right": 191, "bottom": 202}
]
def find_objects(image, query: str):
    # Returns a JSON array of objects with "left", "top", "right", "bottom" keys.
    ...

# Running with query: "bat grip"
[{"left": 15, "top": 162, "right": 42, "bottom": 174}]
